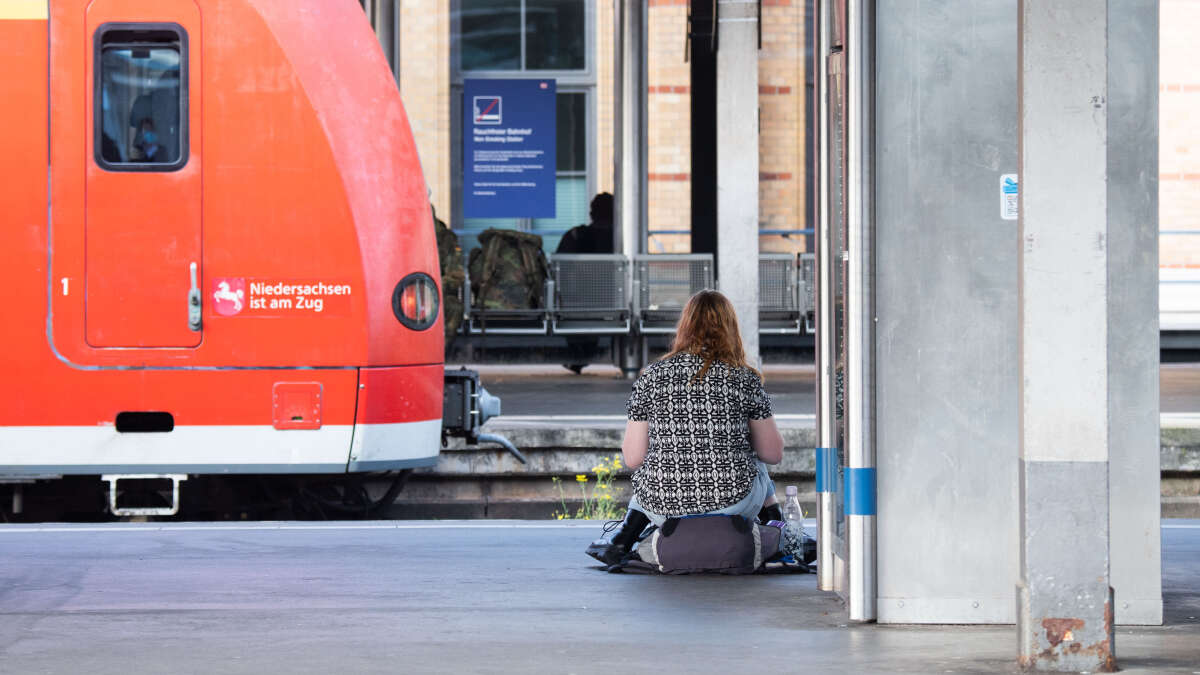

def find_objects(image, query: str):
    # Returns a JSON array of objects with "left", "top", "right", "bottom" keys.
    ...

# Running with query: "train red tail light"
[{"left": 392, "top": 273, "right": 439, "bottom": 330}]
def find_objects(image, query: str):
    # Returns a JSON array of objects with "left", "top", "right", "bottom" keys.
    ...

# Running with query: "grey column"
[
  {"left": 716, "top": 0, "right": 760, "bottom": 364},
  {"left": 1107, "top": 0, "right": 1162, "bottom": 627},
  {"left": 1017, "top": 1, "right": 1114, "bottom": 671},
  {"left": 615, "top": 0, "right": 647, "bottom": 258},
  {"left": 845, "top": 0, "right": 874, "bottom": 623},
  {"left": 814, "top": 0, "right": 836, "bottom": 593},
  {"left": 614, "top": 0, "right": 648, "bottom": 376}
]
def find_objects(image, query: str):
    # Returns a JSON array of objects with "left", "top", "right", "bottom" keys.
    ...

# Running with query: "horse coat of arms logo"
[{"left": 211, "top": 278, "right": 246, "bottom": 316}]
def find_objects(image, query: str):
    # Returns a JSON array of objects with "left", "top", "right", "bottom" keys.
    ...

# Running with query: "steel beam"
[
  {"left": 845, "top": 0, "right": 875, "bottom": 623},
  {"left": 815, "top": 0, "right": 836, "bottom": 593},
  {"left": 615, "top": 0, "right": 648, "bottom": 259}
]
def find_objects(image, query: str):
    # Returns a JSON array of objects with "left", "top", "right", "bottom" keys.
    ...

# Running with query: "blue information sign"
[{"left": 463, "top": 78, "right": 556, "bottom": 218}]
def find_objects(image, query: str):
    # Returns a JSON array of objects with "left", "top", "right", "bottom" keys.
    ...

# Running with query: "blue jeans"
[{"left": 628, "top": 460, "right": 777, "bottom": 527}]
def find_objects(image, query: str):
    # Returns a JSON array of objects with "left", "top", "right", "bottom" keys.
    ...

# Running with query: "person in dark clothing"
[
  {"left": 556, "top": 193, "right": 615, "bottom": 374},
  {"left": 556, "top": 192, "right": 614, "bottom": 255}
]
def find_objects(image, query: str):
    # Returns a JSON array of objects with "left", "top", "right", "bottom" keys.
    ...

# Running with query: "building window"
[
  {"left": 95, "top": 24, "right": 188, "bottom": 171},
  {"left": 453, "top": 0, "right": 594, "bottom": 256},
  {"left": 461, "top": 0, "right": 586, "bottom": 72}
]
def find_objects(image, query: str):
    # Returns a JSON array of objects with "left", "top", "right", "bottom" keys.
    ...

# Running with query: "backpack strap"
[
  {"left": 730, "top": 515, "right": 752, "bottom": 534},
  {"left": 751, "top": 522, "right": 764, "bottom": 570},
  {"left": 477, "top": 233, "right": 501, "bottom": 306},
  {"left": 661, "top": 517, "right": 681, "bottom": 537}
]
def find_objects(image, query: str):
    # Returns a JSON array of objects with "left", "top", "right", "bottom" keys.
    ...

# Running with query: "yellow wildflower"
[{"left": 576, "top": 474, "right": 587, "bottom": 483}]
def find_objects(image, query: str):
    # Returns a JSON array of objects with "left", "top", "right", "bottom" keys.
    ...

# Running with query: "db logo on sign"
[{"left": 212, "top": 278, "right": 246, "bottom": 316}]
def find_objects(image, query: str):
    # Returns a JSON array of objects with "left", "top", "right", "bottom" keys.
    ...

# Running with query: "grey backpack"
[{"left": 624, "top": 515, "right": 783, "bottom": 575}]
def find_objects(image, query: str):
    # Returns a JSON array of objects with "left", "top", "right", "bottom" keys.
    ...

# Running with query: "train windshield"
[{"left": 96, "top": 26, "right": 186, "bottom": 169}]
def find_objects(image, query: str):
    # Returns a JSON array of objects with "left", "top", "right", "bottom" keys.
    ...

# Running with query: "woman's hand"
[
  {"left": 750, "top": 417, "right": 784, "bottom": 465},
  {"left": 621, "top": 420, "right": 650, "bottom": 468}
]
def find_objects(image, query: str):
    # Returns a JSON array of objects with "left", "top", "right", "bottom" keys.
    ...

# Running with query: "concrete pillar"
[
  {"left": 615, "top": 0, "right": 647, "bottom": 258},
  {"left": 1017, "top": 1, "right": 1114, "bottom": 670},
  {"left": 1106, "top": 0, "right": 1162, "bottom": 627},
  {"left": 716, "top": 0, "right": 760, "bottom": 364}
]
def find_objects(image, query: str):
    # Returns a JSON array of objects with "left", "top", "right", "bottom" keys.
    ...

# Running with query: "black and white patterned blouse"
[{"left": 626, "top": 352, "right": 774, "bottom": 516}]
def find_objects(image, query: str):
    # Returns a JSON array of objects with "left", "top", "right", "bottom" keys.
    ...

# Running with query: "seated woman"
[{"left": 588, "top": 290, "right": 785, "bottom": 565}]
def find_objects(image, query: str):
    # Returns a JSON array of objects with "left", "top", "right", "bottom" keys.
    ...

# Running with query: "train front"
[
  {"left": 5, "top": 0, "right": 446, "bottom": 498},
  {"left": 193, "top": 0, "right": 448, "bottom": 473},
  {"left": 225, "top": 0, "right": 448, "bottom": 473}
]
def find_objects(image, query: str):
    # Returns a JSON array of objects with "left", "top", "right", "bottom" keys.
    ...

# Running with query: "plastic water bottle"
[
  {"left": 783, "top": 485, "right": 804, "bottom": 525},
  {"left": 781, "top": 485, "right": 804, "bottom": 563}
]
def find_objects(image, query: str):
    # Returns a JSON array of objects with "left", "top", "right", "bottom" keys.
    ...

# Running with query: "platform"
[
  {"left": 0, "top": 520, "right": 1197, "bottom": 673},
  {"left": 400, "top": 364, "right": 1200, "bottom": 519}
]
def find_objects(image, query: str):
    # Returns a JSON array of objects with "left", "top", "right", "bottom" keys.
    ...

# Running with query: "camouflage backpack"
[
  {"left": 467, "top": 229, "right": 549, "bottom": 311},
  {"left": 433, "top": 211, "right": 464, "bottom": 337}
]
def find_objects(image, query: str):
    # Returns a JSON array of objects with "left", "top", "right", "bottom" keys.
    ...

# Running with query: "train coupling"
[
  {"left": 443, "top": 368, "right": 526, "bottom": 464},
  {"left": 101, "top": 474, "right": 188, "bottom": 517}
]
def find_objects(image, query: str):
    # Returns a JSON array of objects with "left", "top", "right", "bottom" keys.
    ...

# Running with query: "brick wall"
[
  {"left": 397, "top": 0, "right": 451, "bottom": 220},
  {"left": 647, "top": 1, "right": 691, "bottom": 253},
  {"left": 758, "top": 0, "right": 807, "bottom": 255},
  {"left": 645, "top": 1, "right": 810, "bottom": 254},
  {"left": 1161, "top": 0, "right": 1200, "bottom": 268}
]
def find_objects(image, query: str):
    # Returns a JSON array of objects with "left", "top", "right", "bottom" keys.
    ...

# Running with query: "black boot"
[
  {"left": 585, "top": 509, "right": 651, "bottom": 566},
  {"left": 757, "top": 503, "right": 782, "bottom": 524}
]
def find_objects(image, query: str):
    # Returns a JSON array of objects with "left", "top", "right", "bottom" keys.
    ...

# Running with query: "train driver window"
[{"left": 95, "top": 24, "right": 188, "bottom": 171}]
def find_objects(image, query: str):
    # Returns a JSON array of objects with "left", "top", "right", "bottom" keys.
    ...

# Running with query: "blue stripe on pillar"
[
  {"left": 815, "top": 447, "right": 837, "bottom": 493},
  {"left": 845, "top": 467, "right": 877, "bottom": 516}
]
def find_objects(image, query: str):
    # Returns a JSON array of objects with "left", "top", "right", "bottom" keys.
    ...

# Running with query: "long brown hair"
[{"left": 663, "top": 289, "right": 758, "bottom": 382}]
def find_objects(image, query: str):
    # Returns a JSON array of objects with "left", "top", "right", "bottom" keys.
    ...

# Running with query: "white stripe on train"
[{"left": 0, "top": 419, "right": 440, "bottom": 474}]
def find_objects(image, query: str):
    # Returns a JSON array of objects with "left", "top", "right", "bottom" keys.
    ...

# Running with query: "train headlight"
[{"left": 392, "top": 272, "right": 439, "bottom": 330}]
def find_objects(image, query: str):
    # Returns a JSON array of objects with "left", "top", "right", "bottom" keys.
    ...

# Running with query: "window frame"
[
  {"left": 449, "top": 0, "right": 597, "bottom": 241},
  {"left": 452, "top": 0, "right": 593, "bottom": 77},
  {"left": 93, "top": 22, "right": 190, "bottom": 173}
]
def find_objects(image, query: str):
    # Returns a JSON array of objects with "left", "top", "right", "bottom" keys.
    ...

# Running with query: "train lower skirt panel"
[{"left": 0, "top": 419, "right": 440, "bottom": 475}]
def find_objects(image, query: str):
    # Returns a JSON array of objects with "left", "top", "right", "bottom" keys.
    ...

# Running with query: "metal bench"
[
  {"left": 799, "top": 253, "right": 815, "bottom": 334},
  {"left": 634, "top": 253, "right": 715, "bottom": 334},
  {"left": 549, "top": 254, "right": 631, "bottom": 334},
  {"left": 758, "top": 253, "right": 803, "bottom": 334},
  {"left": 463, "top": 263, "right": 551, "bottom": 335}
]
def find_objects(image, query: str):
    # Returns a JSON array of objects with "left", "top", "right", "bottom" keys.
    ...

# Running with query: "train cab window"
[{"left": 95, "top": 24, "right": 188, "bottom": 171}]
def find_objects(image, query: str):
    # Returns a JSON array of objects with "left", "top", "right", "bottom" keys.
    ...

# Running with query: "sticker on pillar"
[{"left": 1001, "top": 174, "right": 1019, "bottom": 221}]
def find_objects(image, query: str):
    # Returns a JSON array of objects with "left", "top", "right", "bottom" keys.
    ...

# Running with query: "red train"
[{"left": 1, "top": 0, "right": 446, "bottom": 514}]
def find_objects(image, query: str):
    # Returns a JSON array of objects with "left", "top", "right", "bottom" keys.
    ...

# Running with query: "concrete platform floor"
[{"left": 1, "top": 520, "right": 1197, "bottom": 674}]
